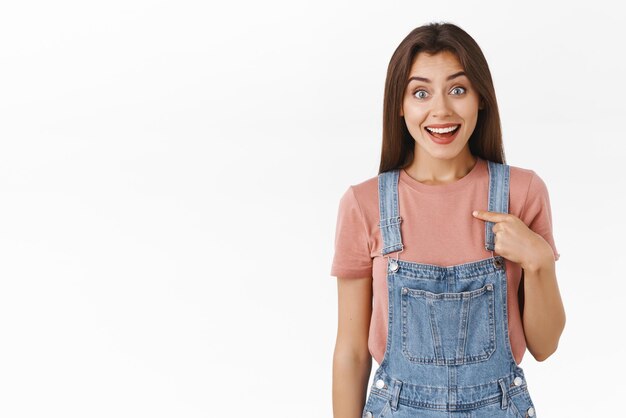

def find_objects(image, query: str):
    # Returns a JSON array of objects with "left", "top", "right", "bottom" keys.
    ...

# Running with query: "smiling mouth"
[{"left": 424, "top": 124, "right": 461, "bottom": 140}]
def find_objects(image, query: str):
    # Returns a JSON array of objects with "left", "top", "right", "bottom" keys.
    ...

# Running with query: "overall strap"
[
  {"left": 378, "top": 169, "right": 404, "bottom": 256},
  {"left": 485, "top": 160, "right": 510, "bottom": 252}
]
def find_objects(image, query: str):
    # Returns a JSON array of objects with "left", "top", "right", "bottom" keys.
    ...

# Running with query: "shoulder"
[
  {"left": 335, "top": 173, "right": 380, "bottom": 227},
  {"left": 505, "top": 162, "right": 559, "bottom": 260},
  {"left": 351, "top": 173, "right": 379, "bottom": 193},
  {"left": 505, "top": 162, "right": 551, "bottom": 214},
  {"left": 507, "top": 161, "right": 536, "bottom": 189},
  {"left": 506, "top": 163, "right": 555, "bottom": 241},
  {"left": 339, "top": 173, "right": 379, "bottom": 207},
  {"left": 480, "top": 160, "right": 548, "bottom": 218}
]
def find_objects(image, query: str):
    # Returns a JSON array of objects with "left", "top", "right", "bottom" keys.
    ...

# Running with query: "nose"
[{"left": 430, "top": 92, "right": 453, "bottom": 118}]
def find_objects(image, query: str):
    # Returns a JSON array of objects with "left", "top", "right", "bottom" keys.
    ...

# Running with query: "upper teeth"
[{"left": 426, "top": 125, "right": 459, "bottom": 134}]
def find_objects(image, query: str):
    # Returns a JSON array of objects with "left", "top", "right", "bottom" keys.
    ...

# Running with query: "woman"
[{"left": 330, "top": 22, "right": 565, "bottom": 418}]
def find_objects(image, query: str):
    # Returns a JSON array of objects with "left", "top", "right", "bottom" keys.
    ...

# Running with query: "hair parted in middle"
[{"left": 379, "top": 21, "right": 505, "bottom": 174}]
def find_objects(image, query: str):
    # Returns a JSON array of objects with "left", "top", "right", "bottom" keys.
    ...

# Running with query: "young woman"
[{"left": 330, "top": 22, "right": 566, "bottom": 418}]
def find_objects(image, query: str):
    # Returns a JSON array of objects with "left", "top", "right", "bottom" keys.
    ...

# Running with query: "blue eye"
[
  {"left": 414, "top": 90, "right": 428, "bottom": 99},
  {"left": 413, "top": 86, "right": 466, "bottom": 100}
]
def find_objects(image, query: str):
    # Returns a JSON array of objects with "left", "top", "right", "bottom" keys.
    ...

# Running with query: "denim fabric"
[{"left": 363, "top": 160, "right": 537, "bottom": 418}]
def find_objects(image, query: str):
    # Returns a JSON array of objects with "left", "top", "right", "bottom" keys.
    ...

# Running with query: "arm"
[
  {"left": 520, "top": 237, "right": 566, "bottom": 361},
  {"left": 474, "top": 170, "right": 565, "bottom": 361},
  {"left": 332, "top": 275, "right": 373, "bottom": 418}
]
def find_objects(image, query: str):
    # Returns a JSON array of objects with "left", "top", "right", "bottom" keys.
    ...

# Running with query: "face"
[{"left": 401, "top": 50, "right": 482, "bottom": 161}]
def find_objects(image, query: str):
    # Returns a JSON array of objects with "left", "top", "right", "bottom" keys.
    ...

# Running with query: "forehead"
[{"left": 408, "top": 51, "right": 465, "bottom": 77}]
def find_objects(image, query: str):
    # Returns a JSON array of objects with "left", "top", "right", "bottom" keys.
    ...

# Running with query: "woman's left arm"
[
  {"left": 519, "top": 236, "right": 566, "bottom": 361},
  {"left": 472, "top": 209, "right": 566, "bottom": 361}
]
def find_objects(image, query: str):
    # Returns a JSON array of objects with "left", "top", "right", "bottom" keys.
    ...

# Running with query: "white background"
[{"left": 0, "top": 1, "right": 623, "bottom": 417}]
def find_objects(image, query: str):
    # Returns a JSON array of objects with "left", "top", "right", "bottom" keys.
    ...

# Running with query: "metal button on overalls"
[
  {"left": 362, "top": 160, "right": 538, "bottom": 417},
  {"left": 494, "top": 257, "right": 504, "bottom": 268}
]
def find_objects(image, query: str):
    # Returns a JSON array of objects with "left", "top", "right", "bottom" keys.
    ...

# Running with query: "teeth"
[{"left": 426, "top": 125, "right": 459, "bottom": 134}]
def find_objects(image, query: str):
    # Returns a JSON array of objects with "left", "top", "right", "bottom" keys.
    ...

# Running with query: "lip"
[
  {"left": 424, "top": 124, "right": 461, "bottom": 145},
  {"left": 425, "top": 123, "right": 461, "bottom": 128}
]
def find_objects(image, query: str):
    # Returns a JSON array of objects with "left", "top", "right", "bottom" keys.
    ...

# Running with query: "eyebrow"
[{"left": 407, "top": 71, "right": 467, "bottom": 83}]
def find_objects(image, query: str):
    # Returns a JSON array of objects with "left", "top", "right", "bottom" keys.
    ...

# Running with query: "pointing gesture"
[{"left": 472, "top": 210, "right": 554, "bottom": 271}]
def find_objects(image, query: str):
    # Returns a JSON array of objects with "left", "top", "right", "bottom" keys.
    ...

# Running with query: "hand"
[{"left": 472, "top": 210, "right": 554, "bottom": 271}]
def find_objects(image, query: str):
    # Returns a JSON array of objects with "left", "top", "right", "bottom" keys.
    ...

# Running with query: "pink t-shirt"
[{"left": 330, "top": 156, "right": 560, "bottom": 366}]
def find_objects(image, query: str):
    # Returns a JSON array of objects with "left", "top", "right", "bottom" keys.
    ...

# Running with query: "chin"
[{"left": 417, "top": 142, "right": 463, "bottom": 160}]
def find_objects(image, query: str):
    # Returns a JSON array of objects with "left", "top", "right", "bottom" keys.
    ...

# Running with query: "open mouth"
[
  {"left": 424, "top": 124, "right": 461, "bottom": 143},
  {"left": 425, "top": 124, "right": 460, "bottom": 136}
]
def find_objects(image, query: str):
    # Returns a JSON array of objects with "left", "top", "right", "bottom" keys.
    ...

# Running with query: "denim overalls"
[{"left": 362, "top": 160, "right": 538, "bottom": 418}]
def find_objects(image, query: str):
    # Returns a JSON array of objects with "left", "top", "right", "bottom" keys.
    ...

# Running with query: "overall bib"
[{"left": 362, "top": 160, "right": 538, "bottom": 418}]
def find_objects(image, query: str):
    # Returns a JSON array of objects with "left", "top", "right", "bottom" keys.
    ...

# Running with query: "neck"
[{"left": 405, "top": 151, "right": 477, "bottom": 186}]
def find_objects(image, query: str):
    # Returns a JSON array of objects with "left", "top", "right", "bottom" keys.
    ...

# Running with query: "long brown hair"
[{"left": 379, "top": 22, "right": 505, "bottom": 174}]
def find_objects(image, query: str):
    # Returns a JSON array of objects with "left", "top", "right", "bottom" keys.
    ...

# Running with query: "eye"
[
  {"left": 451, "top": 86, "right": 466, "bottom": 95},
  {"left": 413, "top": 89, "right": 428, "bottom": 99}
]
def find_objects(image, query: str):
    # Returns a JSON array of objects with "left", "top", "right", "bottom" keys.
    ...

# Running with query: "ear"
[{"left": 479, "top": 99, "right": 485, "bottom": 110}]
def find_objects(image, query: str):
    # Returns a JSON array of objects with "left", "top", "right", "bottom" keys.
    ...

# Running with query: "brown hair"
[{"left": 379, "top": 22, "right": 505, "bottom": 174}]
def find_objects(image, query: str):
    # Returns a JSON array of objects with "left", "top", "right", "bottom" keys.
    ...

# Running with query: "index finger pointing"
[{"left": 472, "top": 210, "right": 509, "bottom": 222}]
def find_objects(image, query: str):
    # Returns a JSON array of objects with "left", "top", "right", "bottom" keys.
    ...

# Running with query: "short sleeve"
[
  {"left": 330, "top": 186, "right": 373, "bottom": 278},
  {"left": 520, "top": 171, "right": 560, "bottom": 261}
]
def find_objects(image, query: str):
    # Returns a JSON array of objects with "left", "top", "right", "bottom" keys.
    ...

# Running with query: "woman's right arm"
[{"left": 332, "top": 275, "right": 373, "bottom": 418}]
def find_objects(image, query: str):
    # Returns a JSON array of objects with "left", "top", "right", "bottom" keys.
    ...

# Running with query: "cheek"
[
  {"left": 403, "top": 114, "right": 426, "bottom": 136},
  {"left": 403, "top": 118, "right": 427, "bottom": 139},
  {"left": 457, "top": 96, "right": 481, "bottom": 115},
  {"left": 402, "top": 101, "right": 426, "bottom": 124}
]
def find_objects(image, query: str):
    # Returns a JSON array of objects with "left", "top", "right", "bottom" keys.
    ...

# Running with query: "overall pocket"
[{"left": 400, "top": 283, "right": 496, "bottom": 365}]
